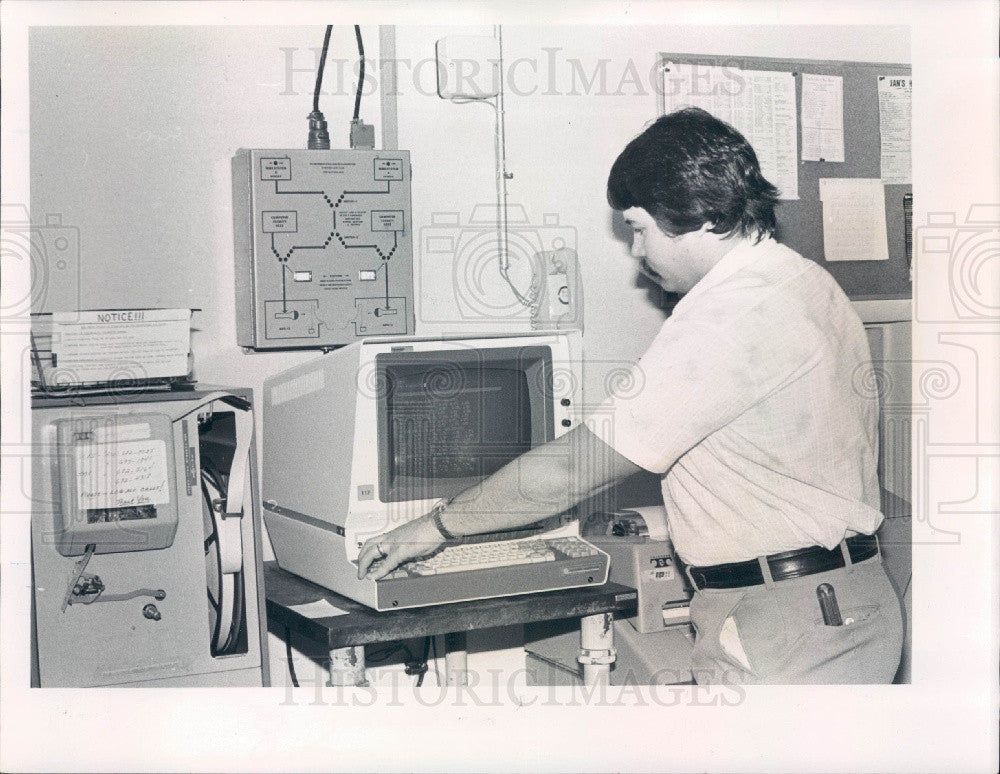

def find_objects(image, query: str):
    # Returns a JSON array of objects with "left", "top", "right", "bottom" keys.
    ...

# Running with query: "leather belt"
[{"left": 682, "top": 534, "right": 879, "bottom": 591}]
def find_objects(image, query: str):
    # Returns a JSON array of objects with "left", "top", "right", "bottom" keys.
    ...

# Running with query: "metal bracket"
[{"left": 578, "top": 647, "right": 617, "bottom": 666}]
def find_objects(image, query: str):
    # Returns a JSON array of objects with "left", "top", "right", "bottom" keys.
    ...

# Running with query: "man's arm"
[{"left": 357, "top": 424, "right": 643, "bottom": 579}]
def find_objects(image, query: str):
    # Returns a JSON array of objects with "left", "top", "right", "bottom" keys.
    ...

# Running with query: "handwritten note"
[
  {"left": 75, "top": 439, "right": 170, "bottom": 510},
  {"left": 819, "top": 178, "right": 889, "bottom": 262},
  {"left": 662, "top": 62, "right": 799, "bottom": 199},
  {"left": 878, "top": 75, "right": 912, "bottom": 184},
  {"left": 801, "top": 74, "right": 845, "bottom": 162},
  {"left": 51, "top": 308, "right": 191, "bottom": 384}
]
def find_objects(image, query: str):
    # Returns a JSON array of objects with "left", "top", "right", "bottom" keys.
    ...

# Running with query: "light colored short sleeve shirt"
[{"left": 590, "top": 237, "right": 883, "bottom": 566}]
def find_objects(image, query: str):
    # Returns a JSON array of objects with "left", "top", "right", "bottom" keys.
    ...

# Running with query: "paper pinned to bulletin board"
[
  {"left": 661, "top": 62, "right": 799, "bottom": 199},
  {"left": 819, "top": 178, "right": 889, "bottom": 262},
  {"left": 657, "top": 53, "right": 911, "bottom": 299},
  {"left": 800, "top": 73, "right": 845, "bottom": 162},
  {"left": 878, "top": 75, "right": 912, "bottom": 184}
]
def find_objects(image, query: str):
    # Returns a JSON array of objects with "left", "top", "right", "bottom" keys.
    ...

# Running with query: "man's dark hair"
[{"left": 607, "top": 107, "right": 779, "bottom": 242}]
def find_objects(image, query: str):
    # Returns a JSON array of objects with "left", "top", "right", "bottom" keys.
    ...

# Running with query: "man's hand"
[{"left": 356, "top": 514, "right": 445, "bottom": 581}]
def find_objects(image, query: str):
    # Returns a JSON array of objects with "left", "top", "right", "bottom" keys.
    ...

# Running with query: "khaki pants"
[{"left": 688, "top": 556, "right": 904, "bottom": 684}]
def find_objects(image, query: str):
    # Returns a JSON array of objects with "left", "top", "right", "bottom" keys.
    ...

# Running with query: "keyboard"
[
  {"left": 389, "top": 536, "right": 598, "bottom": 576},
  {"left": 374, "top": 535, "right": 610, "bottom": 610}
]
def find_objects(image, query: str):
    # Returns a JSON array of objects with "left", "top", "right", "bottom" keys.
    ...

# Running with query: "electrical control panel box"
[{"left": 233, "top": 149, "right": 415, "bottom": 350}]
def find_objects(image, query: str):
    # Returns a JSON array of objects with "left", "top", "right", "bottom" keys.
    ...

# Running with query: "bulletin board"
[{"left": 657, "top": 54, "right": 912, "bottom": 300}]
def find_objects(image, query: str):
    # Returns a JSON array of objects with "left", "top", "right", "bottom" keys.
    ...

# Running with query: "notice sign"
[{"left": 51, "top": 308, "right": 191, "bottom": 384}]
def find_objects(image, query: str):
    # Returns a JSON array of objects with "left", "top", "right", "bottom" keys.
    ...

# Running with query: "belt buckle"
[
  {"left": 683, "top": 563, "right": 702, "bottom": 592},
  {"left": 848, "top": 532, "right": 880, "bottom": 563}
]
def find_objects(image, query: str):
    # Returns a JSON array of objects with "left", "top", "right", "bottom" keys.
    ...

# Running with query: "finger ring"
[{"left": 375, "top": 543, "right": 387, "bottom": 560}]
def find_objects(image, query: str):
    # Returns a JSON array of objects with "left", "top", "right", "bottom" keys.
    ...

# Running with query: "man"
[{"left": 358, "top": 107, "right": 903, "bottom": 684}]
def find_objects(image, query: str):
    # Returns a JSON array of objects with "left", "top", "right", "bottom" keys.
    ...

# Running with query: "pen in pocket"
[{"left": 816, "top": 583, "right": 843, "bottom": 626}]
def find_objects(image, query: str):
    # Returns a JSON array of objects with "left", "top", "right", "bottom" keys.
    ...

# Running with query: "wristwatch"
[{"left": 429, "top": 498, "right": 458, "bottom": 541}]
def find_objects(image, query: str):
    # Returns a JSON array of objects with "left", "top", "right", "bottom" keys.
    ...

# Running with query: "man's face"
[{"left": 622, "top": 207, "right": 716, "bottom": 295}]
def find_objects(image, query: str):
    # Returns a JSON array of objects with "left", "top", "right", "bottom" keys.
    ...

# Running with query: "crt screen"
[{"left": 384, "top": 364, "right": 533, "bottom": 497}]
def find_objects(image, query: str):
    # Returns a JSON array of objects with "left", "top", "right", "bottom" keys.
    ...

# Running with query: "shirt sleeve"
[{"left": 588, "top": 289, "right": 823, "bottom": 474}]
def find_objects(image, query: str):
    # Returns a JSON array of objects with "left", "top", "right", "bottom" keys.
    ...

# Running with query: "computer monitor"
[{"left": 261, "top": 331, "right": 584, "bottom": 608}]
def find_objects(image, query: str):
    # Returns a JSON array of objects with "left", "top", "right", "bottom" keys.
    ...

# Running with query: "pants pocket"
[
  {"left": 719, "top": 614, "right": 753, "bottom": 671},
  {"left": 812, "top": 603, "right": 880, "bottom": 631},
  {"left": 689, "top": 590, "right": 754, "bottom": 682},
  {"left": 785, "top": 602, "right": 900, "bottom": 683}
]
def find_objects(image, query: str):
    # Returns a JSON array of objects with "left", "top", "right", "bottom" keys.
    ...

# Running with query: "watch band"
[{"left": 430, "top": 499, "right": 458, "bottom": 541}]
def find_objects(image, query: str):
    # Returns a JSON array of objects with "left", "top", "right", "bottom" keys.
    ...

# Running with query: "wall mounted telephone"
[{"left": 531, "top": 247, "right": 584, "bottom": 331}]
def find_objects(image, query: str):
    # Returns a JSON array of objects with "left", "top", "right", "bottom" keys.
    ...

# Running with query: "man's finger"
[
  {"left": 368, "top": 555, "right": 396, "bottom": 581},
  {"left": 356, "top": 541, "right": 379, "bottom": 579}
]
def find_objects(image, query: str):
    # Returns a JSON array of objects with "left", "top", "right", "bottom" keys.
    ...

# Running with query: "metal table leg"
[
  {"left": 578, "top": 612, "right": 616, "bottom": 686},
  {"left": 444, "top": 632, "right": 468, "bottom": 686},
  {"left": 327, "top": 645, "right": 368, "bottom": 687}
]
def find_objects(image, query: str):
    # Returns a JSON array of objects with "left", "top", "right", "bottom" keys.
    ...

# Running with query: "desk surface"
[{"left": 264, "top": 562, "right": 638, "bottom": 650}]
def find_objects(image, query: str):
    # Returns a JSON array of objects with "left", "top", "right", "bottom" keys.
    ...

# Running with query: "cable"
[
  {"left": 219, "top": 570, "right": 245, "bottom": 654},
  {"left": 490, "top": 27, "right": 537, "bottom": 307},
  {"left": 308, "top": 25, "right": 333, "bottom": 149},
  {"left": 61, "top": 544, "right": 97, "bottom": 612},
  {"left": 366, "top": 642, "right": 412, "bottom": 664},
  {"left": 415, "top": 636, "right": 431, "bottom": 687},
  {"left": 430, "top": 635, "right": 441, "bottom": 686},
  {"left": 353, "top": 25, "right": 364, "bottom": 121},
  {"left": 286, "top": 626, "right": 300, "bottom": 688},
  {"left": 349, "top": 25, "right": 374, "bottom": 148},
  {"left": 313, "top": 25, "right": 333, "bottom": 113},
  {"left": 201, "top": 465, "right": 244, "bottom": 656},
  {"left": 439, "top": 26, "right": 533, "bottom": 306},
  {"left": 201, "top": 469, "right": 229, "bottom": 653}
]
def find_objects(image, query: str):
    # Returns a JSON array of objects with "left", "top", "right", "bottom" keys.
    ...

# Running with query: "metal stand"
[
  {"left": 328, "top": 645, "right": 368, "bottom": 687},
  {"left": 578, "top": 612, "right": 616, "bottom": 685},
  {"left": 444, "top": 632, "right": 469, "bottom": 686}
]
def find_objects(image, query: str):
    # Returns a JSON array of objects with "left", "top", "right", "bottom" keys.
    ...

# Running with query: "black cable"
[
  {"left": 367, "top": 642, "right": 416, "bottom": 664},
  {"left": 353, "top": 25, "right": 364, "bottom": 121},
  {"left": 429, "top": 635, "right": 439, "bottom": 686},
  {"left": 200, "top": 471, "right": 226, "bottom": 652},
  {"left": 201, "top": 466, "right": 244, "bottom": 656},
  {"left": 313, "top": 25, "right": 333, "bottom": 113},
  {"left": 285, "top": 626, "right": 300, "bottom": 688},
  {"left": 415, "top": 636, "right": 431, "bottom": 687},
  {"left": 201, "top": 464, "right": 227, "bottom": 498},
  {"left": 219, "top": 570, "right": 245, "bottom": 655},
  {"left": 201, "top": 510, "right": 222, "bottom": 611}
]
